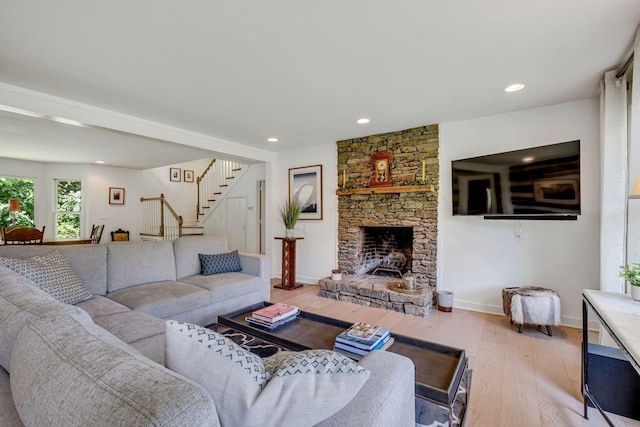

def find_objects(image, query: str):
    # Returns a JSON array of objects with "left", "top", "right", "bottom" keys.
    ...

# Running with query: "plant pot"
[
  {"left": 631, "top": 285, "right": 640, "bottom": 301},
  {"left": 285, "top": 228, "right": 295, "bottom": 239},
  {"left": 436, "top": 291, "right": 454, "bottom": 312}
]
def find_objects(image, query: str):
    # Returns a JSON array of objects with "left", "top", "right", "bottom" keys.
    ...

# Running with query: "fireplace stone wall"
[{"left": 337, "top": 124, "right": 439, "bottom": 288}]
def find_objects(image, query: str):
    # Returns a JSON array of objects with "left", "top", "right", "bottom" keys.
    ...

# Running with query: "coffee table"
[{"left": 217, "top": 302, "right": 470, "bottom": 426}]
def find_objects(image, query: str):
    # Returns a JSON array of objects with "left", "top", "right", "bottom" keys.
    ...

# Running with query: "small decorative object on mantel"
[
  {"left": 370, "top": 150, "right": 393, "bottom": 188},
  {"left": 619, "top": 263, "right": 640, "bottom": 301},
  {"left": 402, "top": 270, "right": 416, "bottom": 290},
  {"left": 279, "top": 200, "right": 301, "bottom": 239},
  {"left": 331, "top": 269, "right": 342, "bottom": 281}
]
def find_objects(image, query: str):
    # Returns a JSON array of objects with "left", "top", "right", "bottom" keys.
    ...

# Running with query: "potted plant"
[
  {"left": 280, "top": 200, "right": 301, "bottom": 239},
  {"left": 619, "top": 263, "right": 640, "bottom": 301}
]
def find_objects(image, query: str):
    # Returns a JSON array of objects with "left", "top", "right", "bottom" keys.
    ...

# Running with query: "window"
[
  {"left": 0, "top": 177, "right": 35, "bottom": 228},
  {"left": 55, "top": 180, "right": 82, "bottom": 238}
]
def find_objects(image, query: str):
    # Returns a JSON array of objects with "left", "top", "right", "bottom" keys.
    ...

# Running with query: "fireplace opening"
[{"left": 356, "top": 226, "right": 413, "bottom": 277}]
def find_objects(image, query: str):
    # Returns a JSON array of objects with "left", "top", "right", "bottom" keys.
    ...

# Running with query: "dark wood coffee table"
[{"left": 217, "top": 302, "right": 470, "bottom": 426}]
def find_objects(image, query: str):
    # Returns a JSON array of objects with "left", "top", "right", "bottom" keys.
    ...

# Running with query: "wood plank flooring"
[{"left": 270, "top": 283, "right": 640, "bottom": 427}]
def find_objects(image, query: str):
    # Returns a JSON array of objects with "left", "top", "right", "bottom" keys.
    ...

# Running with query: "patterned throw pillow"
[
  {"left": 0, "top": 250, "right": 94, "bottom": 305},
  {"left": 165, "top": 320, "right": 370, "bottom": 427},
  {"left": 199, "top": 250, "right": 242, "bottom": 275}
]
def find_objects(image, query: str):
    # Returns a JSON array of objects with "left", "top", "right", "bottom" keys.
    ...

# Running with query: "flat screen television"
[{"left": 451, "top": 140, "right": 580, "bottom": 218}]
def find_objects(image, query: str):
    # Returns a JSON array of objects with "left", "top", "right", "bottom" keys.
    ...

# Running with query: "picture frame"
[
  {"left": 184, "top": 170, "right": 194, "bottom": 183},
  {"left": 533, "top": 179, "right": 579, "bottom": 205},
  {"left": 170, "top": 168, "right": 181, "bottom": 182},
  {"left": 289, "top": 164, "right": 323, "bottom": 220},
  {"left": 108, "top": 187, "right": 125, "bottom": 205}
]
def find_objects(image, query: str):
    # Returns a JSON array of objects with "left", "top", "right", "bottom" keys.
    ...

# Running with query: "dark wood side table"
[{"left": 274, "top": 237, "right": 303, "bottom": 290}]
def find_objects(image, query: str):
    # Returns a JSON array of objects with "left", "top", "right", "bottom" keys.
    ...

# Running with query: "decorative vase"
[
  {"left": 402, "top": 271, "right": 416, "bottom": 290},
  {"left": 631, "top": 285, "right": 640, "bottom": 301},
  {"left": 285, "top": 228, "right": 295, "bottom": 239},
  {"left": 331, "top": 269, "right": 342, "bottom": 281}
]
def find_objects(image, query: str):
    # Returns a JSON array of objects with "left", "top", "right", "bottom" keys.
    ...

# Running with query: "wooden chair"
[
  {"left": 90, "top": 224, "right": 104, "bottom": 244},
  {"left": 1, "top": 226, "right": 46, "bottom": 245},
  {"left": 111, "top": 228, "right": 129, "bottom": 242}
]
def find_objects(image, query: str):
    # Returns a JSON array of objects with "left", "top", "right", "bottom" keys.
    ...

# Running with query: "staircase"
[
  {"left": 196, "top": 159, "right": 247, "bottom": 223},
  {"left": 140, "top": 159, "right": 248, "bottom": 241}
]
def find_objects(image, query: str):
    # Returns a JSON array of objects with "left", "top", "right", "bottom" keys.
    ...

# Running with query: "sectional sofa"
[{"left": 0, "top": 235, "right": 416, "bottom": 426}]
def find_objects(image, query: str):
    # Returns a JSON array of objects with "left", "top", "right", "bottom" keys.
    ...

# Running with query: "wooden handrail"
[
  {"left": 140, "top": 194, "right": 183, "bottom": 239},
  {"left": 196, "top": 159, "right": 216, "bottom": 219}
]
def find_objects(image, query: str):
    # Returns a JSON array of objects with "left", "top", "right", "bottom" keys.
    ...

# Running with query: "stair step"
[
  {"left": 213, "top": 192, "right": 222, "bottom": 195},
  {"left": 220, "top": 184, "right": 228, "bottom": 187},
  {"left": 225, "top": 176, "right": 234, "bottom": 180},
  {"left": 232, "top": 168, "right": 242, "bottom": 171},
  {"left": 207, "top": 199, "right": 216, "bottom": 202}
]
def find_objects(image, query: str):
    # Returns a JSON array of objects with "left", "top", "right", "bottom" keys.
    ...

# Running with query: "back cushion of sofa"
[
  {"left": 106, "top": 241, "right": 177, "bottom": 292},
  {"left": 173, "top": 236, "right": 228, "bottom": 279},
  {"left": 0, "top": 245, "right": 107, "bottom": 295},
  {"left": 11, "top": 311, "right": 219, "bottom": 427},
  {"left": 0, "top": 266, "right": 89, "bottom": 372}
]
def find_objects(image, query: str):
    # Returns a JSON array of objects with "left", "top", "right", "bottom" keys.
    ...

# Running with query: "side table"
[{"left": 274, "top": 237, "right": 303, "bottom": 290}]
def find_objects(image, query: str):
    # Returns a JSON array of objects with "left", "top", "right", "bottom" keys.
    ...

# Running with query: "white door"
[{"left": 226, "top": 196, "right": 247, "bottom": 251}]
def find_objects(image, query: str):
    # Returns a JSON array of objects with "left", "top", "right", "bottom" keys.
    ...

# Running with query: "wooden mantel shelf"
[{"left": 336, "top": 184, "right": 434, "bottom": 196}]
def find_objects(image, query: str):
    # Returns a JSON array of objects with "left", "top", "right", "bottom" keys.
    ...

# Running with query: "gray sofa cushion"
[
  {"left": 11, "top": 311, "right": 219, "bottom": 427},
  {"left": 0, "top": 266, "right": 88, "bottom": 372},
  {"left": 0, "top": 245, "right": 107, "bottom": 295},
  {"left": 173, "top": 235, "right": 227, "bottom": 279},
  {"left": 106, "top": 241, "right": 177, "bottom": 292},
  {"left": 0, "top": 366, "right": 22, "bottom": 427},
  {"left": 107, "top": 281, "right": 211, "bottom": 319},
  {"left": 181, "top": 272, "right": 263, "bottom": 303}
]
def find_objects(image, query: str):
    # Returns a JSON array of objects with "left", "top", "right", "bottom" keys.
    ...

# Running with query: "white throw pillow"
[
  {"left": 0, "top": 250, "right": 93, "bottom": 305},
  {"left": 165, "top": 320, "right": 370, "bottom": 427}
]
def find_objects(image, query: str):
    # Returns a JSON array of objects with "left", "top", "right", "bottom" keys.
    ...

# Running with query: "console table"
[
  {"left": 274, "top": 237, "right": 303, "bottom": 290},
  {"left": 582, "top": 289, "right": 640, "bottom": 425}
]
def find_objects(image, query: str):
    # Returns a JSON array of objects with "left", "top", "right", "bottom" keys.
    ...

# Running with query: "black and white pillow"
[{"left": 0, "top": 250, "right": 94, "bottom": 305}]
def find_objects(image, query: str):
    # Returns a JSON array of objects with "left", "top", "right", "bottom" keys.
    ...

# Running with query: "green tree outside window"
[
  {"left": 56, "top": 180, "right": 82, "bottom": 238},
  {"left": 0, "top": 178, "right": 35, "bottom": 228}
]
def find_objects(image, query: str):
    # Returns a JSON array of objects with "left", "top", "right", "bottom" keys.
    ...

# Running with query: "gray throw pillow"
[
  {"left": 0, "top": 250, "right": 94, "bottom": 305},
  {"left": 199, "top": 250, "right": 242, "bottom": 275}
]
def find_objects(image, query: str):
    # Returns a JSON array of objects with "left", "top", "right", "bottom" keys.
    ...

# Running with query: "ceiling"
[{"left": 0, "top": 1, "right": 639, "bottom": 169}]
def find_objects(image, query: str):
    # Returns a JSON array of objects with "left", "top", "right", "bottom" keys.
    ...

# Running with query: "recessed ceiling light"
[
  {"left": 522, "top": 156, "right": 534, "bottom": 162},
  {"left": 95, "top": 160, "right": 105, "bottom": 164},
  {"left": 267, "top": 137, "right": 278, "bottom": 143},
  {"left": 505, "top": 83, "right": 525, "bottom": 93},
  {"left": 356, "top": 118, "right": 370, "bottom": 124}
]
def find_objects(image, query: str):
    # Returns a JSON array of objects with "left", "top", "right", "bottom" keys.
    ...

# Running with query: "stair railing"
[
  {"left": 196, "top": 158, "right": 244, "bottom": 222},
  {"left": 140, "top": 194, "right": 183, "bottom": 240}
]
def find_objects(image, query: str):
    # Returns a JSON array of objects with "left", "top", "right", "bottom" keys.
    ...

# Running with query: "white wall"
[
  {"left": 270, "top": 144, "right": 338, "bottom": 283},
  {"left": 439, "top": 98, "right": 601, "bottom": 327}
]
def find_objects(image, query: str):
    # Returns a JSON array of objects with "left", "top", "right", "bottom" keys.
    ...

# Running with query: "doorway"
[{"left": 226, "top": 196, "right": 247, "bottom": 251}]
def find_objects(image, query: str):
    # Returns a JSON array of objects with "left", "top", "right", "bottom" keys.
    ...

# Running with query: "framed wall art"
[
  {"left": 289, "top": 164, "right": 322, "bottom": 220},
  {"left": 109, "top": 187, "right": 125, "bottom": 205},
  {"left": 170, "top": 168, "right": 181, "bottom": 182},
  {"left": 184, "top": 170, "right": 194, "bottom": 183}
]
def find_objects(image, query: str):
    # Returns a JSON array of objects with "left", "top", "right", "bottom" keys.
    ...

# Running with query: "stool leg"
[
  {"left": 546, "top": 326, "right": 553, "bottom": 337},
  {"left": 518, "top": 324, "right": 523, "bottom": 333}
]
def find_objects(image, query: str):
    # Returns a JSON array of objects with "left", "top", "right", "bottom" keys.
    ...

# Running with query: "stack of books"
[
  {"left": 245, "top": 303, "right": 299, "bottom": 330},
  {"left": 333, "top": 322, "right": 394, "bottom": 360}
]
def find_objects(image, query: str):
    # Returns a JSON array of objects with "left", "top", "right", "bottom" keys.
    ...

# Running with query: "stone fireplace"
[{"left": 319, "top": 124, "right": 439, "bottom": 317}]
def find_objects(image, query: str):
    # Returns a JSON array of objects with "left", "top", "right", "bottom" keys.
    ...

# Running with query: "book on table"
[
  {"left": 251, "top": 303, "right": 299, "bottom": 323},
  {"left": 333, "top": 337, "right": 395, "bottom": 360},
  {"left": 335, "top": 324, "right": 390, "bottom": 350},
  {"left": 344, "top": 322, "right": 381, "bottom": 340},
  {"left": 245, "top": 315, "right": 297, "bottom": 330}
]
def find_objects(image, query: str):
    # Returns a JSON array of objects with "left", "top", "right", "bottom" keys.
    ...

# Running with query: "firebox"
[{"left": 356, "top": 226, "right": 413, "bottom": 277}]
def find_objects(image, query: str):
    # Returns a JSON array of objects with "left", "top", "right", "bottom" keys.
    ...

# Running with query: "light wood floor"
[{"left": 271, "top": 283, "right": 640, "bottom": 427}]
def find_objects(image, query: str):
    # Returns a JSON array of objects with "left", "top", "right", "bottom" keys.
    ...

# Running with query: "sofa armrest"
[
  {"left": 315, "top": 351, "right": 415, "bottom": 427},
  {"left": 239, "top": 252, "right": 270, "bottom": 302}
]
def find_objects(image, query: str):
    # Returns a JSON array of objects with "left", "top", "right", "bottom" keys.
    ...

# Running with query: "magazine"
[
  {"left": 345, "top": 322, "right": 380, "bottom": 340},
  {"left": 333, "top": 338, "right": 395, "bottom": 360},
  {"left": 335, "top": 326, "right": 390, "bottom": 350}
]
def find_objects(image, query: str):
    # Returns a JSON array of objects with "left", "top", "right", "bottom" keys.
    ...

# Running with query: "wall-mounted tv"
[{"left": 452, "top": 140, "right": 580, "bottom": 218}]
